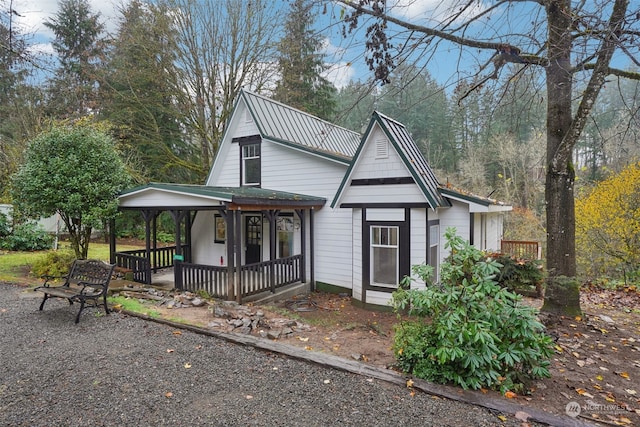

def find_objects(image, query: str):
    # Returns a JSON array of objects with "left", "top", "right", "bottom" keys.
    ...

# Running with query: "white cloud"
[
  {"left": 324, "top": 61, "right": 356, "bottom": 90},
  {"left": 10, "top": 0, "right": 127, "bottom": 40},
  {"left": 387, "top": 0, "right": 488, "bottom": 26}
]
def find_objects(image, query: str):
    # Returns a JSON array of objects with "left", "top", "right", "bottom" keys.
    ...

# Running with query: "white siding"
[
  {"left": 338, "top": 126, "right": 429, "bottom": 206},
  {"left": 120, "top": 190, "right": 223, "bottom": 208},
  {"left": 437, "top": 200, "right": 470, "bottom": 262},
  {"left": 365, "top": 290, "right": 394, "bottom": 307},
  {"left": 351, "top": 127, "right": 408, "bottom": 180},
  {"left": 191, "top": 211, "right": 226, "bottom": 265},
  {"left": 409, "top": 208, "right": 428, "bottom": 290},
  {"left": 352, "top": 209, "right": 362, "bottom": 300},
  {"left": 207, "top": 102, "right": 260, "bottom": 187},
  {"left": 259, "top": 142, "right": 353, "bottom": 288}
]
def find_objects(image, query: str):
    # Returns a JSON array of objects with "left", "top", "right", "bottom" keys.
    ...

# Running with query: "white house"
[{"left": 115, "top": 90, "right": 511, "bottom": 308}]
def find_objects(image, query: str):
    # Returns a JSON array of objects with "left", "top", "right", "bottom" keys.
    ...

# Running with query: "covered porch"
[{"left": 111, "top": 184, "right": 325, "bottom": 303}]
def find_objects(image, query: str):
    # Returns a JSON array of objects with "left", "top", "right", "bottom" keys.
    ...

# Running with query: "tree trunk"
[{"left": 542, "top": 0, "right": 581, "bottom": 315}]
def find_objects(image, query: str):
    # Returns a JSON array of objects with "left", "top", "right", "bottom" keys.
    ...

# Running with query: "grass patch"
[
  {"left": 0, "top": 242, "right": 143, "bottom": 284},
  {"left": 108, "top": 295, "right": 160, "bottom": 319}
]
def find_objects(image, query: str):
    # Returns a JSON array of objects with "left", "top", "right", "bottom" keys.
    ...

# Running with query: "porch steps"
[{"left": 243, "top": 282, "right": 309, "bottom": 305}]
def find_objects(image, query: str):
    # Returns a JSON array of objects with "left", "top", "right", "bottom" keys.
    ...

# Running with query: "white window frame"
[
  {"left": 242, "top": 143, "right": 260, "bottom": 186},
  {"left": 370, "top": 225, "right": 399, "bottom": 288}
]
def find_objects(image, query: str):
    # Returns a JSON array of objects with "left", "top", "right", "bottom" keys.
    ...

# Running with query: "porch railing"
[
  {"left": 114, "top": 245, "right": 188, "bottom": 284},
  {"left": 114, "top": 252, "right": 151, "bottom": 284},
  {"left": 175, "top": 262, "right": 229, "bottom": 299},
  {"left": 240, "top": 255, "right": 302, "bottom": 297},
  {"left": 174, "top": 255, "right": 301, "bottom": 300},
  {"left": 500, "top": 240, "right": 541, "bottom": 260}
]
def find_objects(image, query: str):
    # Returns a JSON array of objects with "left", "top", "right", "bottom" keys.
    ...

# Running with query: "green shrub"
[
  {"left": 392, "top": 227, "right": 553, "bottom": 394},
  {"left": 490, "top": 253, "right": 545, "bottom": 297},
  {"left": 0, "top": 222, "right": 53, "bottom": 251},
  {"left": 31, "top": 250, "right": 76, "bottom": 278},
  {"left": 0, "top": 212, "right": 10, "bottom": 238}
]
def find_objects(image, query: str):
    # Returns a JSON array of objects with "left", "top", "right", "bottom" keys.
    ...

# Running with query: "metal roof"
[
  {"left": 119, "top": 183, "right": 326, "bottom": 208},
  {"left": 332, "top": 112, "right": 448, "bottom": 209},
  {"left": 241, "top": 90, "right": 361, "bottom": 163},
  {"left": 373, "top": 111, "right": 447, "bottom": 208}
]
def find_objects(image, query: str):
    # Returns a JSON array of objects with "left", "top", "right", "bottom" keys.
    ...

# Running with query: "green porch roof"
[{"left": 119, "top": 183, "right": 326, "bottom": 208}]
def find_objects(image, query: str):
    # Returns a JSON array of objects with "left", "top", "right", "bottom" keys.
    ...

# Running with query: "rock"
[
  {"left": 212, "top": 306, "right": 228, "bottom": 318},
  {"left": 165, "top": 300, "right": 176, "bottom": 309},
  {"left": 282, "top": 327, "right": 293, "bottom": 336},
  {"left": 599, "top": 315, "right": 614, "bottom": 324},
  {"left": 267, "top": 330, "right": 281, "bottom": 340},
  {"left": 191, "top": 297, "right": 205, "bottom": 307},
  {"left": 237, "top": 326, "right": 252, "bottom": 334},
  {"left": 208, "top": 321, "right": 224, "bottom": 328},
  {"left": 255, "top": 310, "right": 265, "bottom": 318}
]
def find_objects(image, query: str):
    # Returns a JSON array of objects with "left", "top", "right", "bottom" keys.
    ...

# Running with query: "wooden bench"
[{"left": 35, "top": 259, "right": 115, "bottom": 324}]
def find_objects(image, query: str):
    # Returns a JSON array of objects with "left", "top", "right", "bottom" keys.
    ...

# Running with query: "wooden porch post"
[
  {"left": 221, "top": 209, "right": 235, "bottom": 301},
  {"left": 234, "top": 209, "right": 242, "bottom": 303},
  {"left": 109, "top": 218, "right": 116, "bottom": 264},
  {"left": 295, "top": 209, "right": 306, "bottom": 283},
  {"left": 310, "top": 208, "right": 315, "bottom": 291},
  {"left": 264, "top": 210, "right": 279, "bottom": 294}
]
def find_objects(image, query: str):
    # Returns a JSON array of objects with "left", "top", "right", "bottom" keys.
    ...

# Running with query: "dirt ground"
[{"left": 132, "top": 285, "right": 639, "bottom": 426}]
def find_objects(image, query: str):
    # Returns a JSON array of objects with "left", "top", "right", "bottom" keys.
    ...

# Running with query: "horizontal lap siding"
[
  {"left": 352, "top": 210, "right": 362, "bottom": 301},
  {"left": 261, "top": 143, "right": 353, "bottom": 289},
  {"left": 439, "top": 200, "right": 469, "bottom": 262},
  {"left": 207, "top": 103, "right": 258, "bottom": 187}
]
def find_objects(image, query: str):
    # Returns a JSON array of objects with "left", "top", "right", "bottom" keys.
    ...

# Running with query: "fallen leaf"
[
  {"left": 184, "top": 363, "right": 191, "bottom": 369},
  {"left": 596, "top": 375, "right": 604, "bottom": 381},
  {"left": 497, "top": 415, "right": 508, "bottom": 421},
  {"left": 165, "top": 392, "right": 173, "bottom": 398},
  {"left": 245, "top": 395, "right": 253, "bottom": 400},
  {"left": 304, "top": 346, "right": 313, "bottom": 351},
  {"left": 172, "top": 330, "right": 182, "bottom": 336},
  {"left": 409, "top": 389, "right": 416, "bottom": 397},
  {"left": 406, "top": 379, "right": 414, "bottom": 388},
  {"left": 504, "top": 391, "right": 517, "bottom": 399},
  {"left": 195, "top": 345, "right": 202, "bottom": 350},
  {"left": 572, "top": 351, "right": 580, "bottom": 358},
  {"left": 574, "top": 315, "right": 582, "bottom": 321},
  {"left": 618, "top": 371, "right": 630, "bottom": 380},
  {"left": 298, "top": 337, "right": 309, "bottom": 342},
  {"left": 618, "top": 416, "right": 633, "bottom": 424},
  {"left": 554, "top": 345, "right": 564, "bottom": 353},
  {"left": 323, "top": 379, "right": 331, "bottom": 384},
  {"left": 593, "top": 384, "right": 603, "bottom": 390},
  {"left": 576, "top": 388, "right": 594, "bottom": 398},
  {"left": 625, "top": 389, "right": 637, "bottom": 395},
  {"left": 577, "top": 360, "right": 586, "bottom": 367},
  {"left": 167, "top": 348, "right": 174, "bottom": 353}
]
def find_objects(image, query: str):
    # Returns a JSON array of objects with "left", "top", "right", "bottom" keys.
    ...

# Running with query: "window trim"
[{"left": 235, "top": 135, "right": 262, "bottom": 187}]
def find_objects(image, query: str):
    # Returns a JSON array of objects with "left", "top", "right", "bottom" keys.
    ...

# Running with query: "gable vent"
[{"left": 375, "top": 138, "right": 389, "bottom": 159}]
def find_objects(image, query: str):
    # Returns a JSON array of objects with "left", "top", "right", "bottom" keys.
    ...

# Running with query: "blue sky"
[
  {"left": 11, "top": 0, "right": 471, "bottom": 89},
  {"left": 10, "top": 0, "right": 637, "bottom": 90}
]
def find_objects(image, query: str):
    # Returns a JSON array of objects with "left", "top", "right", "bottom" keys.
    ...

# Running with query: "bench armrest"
[
  {"left": 39, "top": 274, "right": 69, "bottom": 288},
  {"left": 77, "top": 281, "right": 107, "bottom": 296}
]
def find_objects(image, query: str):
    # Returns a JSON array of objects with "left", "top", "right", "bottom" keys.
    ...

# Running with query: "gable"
[{"left": 332, "top": 111, "right": 449, "bottom": 209}]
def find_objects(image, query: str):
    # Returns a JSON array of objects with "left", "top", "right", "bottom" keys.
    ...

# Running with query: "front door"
[{"left": 245, "top": 215, "right": 262, "bottom": 264}]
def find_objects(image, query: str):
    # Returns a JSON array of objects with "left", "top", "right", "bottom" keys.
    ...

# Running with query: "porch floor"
[{"left": 142, "top": 268, "right": 309, "bottom": 304}]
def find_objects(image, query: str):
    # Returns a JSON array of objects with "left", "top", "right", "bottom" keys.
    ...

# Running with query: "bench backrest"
[{"left": 67, "top": 259, "right": 115, "bottom": 288}]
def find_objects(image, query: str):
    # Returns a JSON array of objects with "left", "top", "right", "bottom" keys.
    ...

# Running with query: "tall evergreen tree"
[
  {"left": 273, "top": 0, "right": 336, "bottom": 120},
  {"left": 100, "top": 0, "right": 196, "bottom": 183},
  {"left": 44, "top": 0, "right": 106, "bottom": 119}
]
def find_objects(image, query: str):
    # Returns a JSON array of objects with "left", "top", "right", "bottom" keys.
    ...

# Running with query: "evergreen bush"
[{"left": 392, "top": 228, "right": 553, "bottom": 394}]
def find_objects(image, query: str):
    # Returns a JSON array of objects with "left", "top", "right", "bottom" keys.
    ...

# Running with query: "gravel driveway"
[{"left": 0, "top": 282, "right": 541, "bottom": 427}]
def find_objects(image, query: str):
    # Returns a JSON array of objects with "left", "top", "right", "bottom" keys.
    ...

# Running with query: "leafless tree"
[
  {"left": 159, "top": 0, "right": 282, "bottom": 177},
  {"left": 340, "top": 0, "right": 640, "bottom": 315}
]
